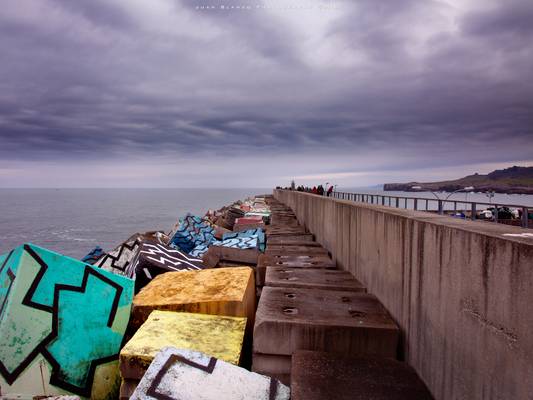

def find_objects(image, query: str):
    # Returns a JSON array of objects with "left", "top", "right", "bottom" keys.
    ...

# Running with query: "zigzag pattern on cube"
[
  {"left": 0, "top": 244, "right": 134, "bottom": 398},
  {"left": 169, "top": 214, "right": 215, "bottom": 253},
  {"left": 128, "top": 242, "right": 205, "bottom": 292},
  {"left": 130, "top": 347, "right": 290, "bottom": 400}
]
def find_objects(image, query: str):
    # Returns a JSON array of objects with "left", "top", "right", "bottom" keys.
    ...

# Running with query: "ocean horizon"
[
  {"left": 2, "top": 187, "right": 532, "bottom": 259},
  {"left": 0, "top": 188, "right": 269, "bottom": 258}
]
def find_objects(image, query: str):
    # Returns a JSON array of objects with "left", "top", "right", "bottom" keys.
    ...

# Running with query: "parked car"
[{"left": 484, "top": 206, "right": 515, "bottom": 220}]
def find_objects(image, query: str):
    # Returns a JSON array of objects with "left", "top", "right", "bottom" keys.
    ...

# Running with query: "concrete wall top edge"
[{"left": 274, "top": 190, "right": 533, "bottom": 247}]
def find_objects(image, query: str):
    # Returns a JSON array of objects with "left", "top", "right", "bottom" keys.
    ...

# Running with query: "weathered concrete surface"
[
  {"left": 274, "top": 189, "right": 533, "bottom": 400},
  {"left": 256, "top": 254, "right": 336, "bottom": 286},
  {"left": 291, "top": 351, "right": 433, "bottom": 400},
  {"left": 119, "top": 378, "right": 138, "bottom": 400},
  {"left": 130, "top": 347, "right": 290, "bottom": 400},
  {"left": 254, "top": 287, "right": 399, "bottom": 357},
  {"left": 251, "top": 353, "right": 292, "bottom": 385},
  {"left": 267, "top": 234, "right": 314, "bottom": 243},
  {"left": 265, "top": 267, "right": 366, "bottom": 292},
  {"left": 120, "top": 311, "right": 246, "bottom": 379},
  {"left": 265, "top": 226, "right": 307, "bottom": 235},
  {"left": 264, "top": 245, "right": 329, "bottom": 256},
  {"left": 266, "top": 240, "right": 323, "bottom": 247},
  {"left": 202, "top": 245, "right": 259, "bottom": 267},
  {"left": 131, "top": 267, "right": 255, "bottom": 330},
  {"left": 252, "top": 353, "right": 292, "bottom": 375}
]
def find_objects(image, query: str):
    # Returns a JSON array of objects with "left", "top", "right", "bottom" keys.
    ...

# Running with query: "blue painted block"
[{"left": 0, "top": 243, "right": 134, "bottom": 398}]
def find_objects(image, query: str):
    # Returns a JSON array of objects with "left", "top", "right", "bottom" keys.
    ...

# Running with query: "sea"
[
  {"left": 0, "top": 188, "right": 268, "bottom": 258},
  {"left": 1, "top": 188, "right": 532, "bottom": 259}
]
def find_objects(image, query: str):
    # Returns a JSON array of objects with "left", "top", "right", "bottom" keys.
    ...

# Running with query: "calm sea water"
[{"left": 0, "top": 188, "right": 268, "bottom": 258}]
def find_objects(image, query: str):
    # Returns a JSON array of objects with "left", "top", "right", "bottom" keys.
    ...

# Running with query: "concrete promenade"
[{"left": 274, "top": 189, "right": 533, "bottom": 400}]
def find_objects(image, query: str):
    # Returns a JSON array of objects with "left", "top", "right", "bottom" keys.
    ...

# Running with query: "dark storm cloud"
[{"left": 0, "top": 0, "right": 532, "bottom": 183}]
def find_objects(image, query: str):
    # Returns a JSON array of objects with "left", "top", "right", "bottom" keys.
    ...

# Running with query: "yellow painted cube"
[
  {"left": 131, "top": 267, "right": 255, "bottom": 330},
  {"left": 119, "top": 311, "right": 246, "bottom": 380}
]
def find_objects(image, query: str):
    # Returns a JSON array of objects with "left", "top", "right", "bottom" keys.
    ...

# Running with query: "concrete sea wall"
[{"left": 274, "top": 189, "right": 533, "bottom": 400}]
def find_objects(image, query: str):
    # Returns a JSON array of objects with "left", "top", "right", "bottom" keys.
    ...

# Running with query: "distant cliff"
[{"left": 384, "top": 166, "right": 533, "bottom": 194}]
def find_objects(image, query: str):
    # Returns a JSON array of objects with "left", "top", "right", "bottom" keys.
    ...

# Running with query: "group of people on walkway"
[{"left": 276, "top": 183, "right": 335, "bottom": 197}]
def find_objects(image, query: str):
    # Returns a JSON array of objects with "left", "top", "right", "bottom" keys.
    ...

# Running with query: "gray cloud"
[{"left": 0, "top": 0, "right": 531, "bottom": 186}]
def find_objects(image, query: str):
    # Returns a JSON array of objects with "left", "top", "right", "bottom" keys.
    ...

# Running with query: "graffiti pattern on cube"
[
  {"left": 0, "top": 244, "right": 133, "bottom": 397},
  {"left": 128, "top": 242, "right": 205, "bottom": 292}
]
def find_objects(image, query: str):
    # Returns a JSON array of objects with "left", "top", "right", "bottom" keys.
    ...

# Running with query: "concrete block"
[
  {"left": 94, "top": 234, "right": 143, "bottom": 276},
  {"left": 257, "top": 255, "right": 336, "bottom": 286},
  {"left": 265, "top": 226, "right": 307, "bottom": 235},
  {"left": 0, "top": 244, "right": 133, "bottom": 399},
  {"left": 94, "top": 232, "right": 167, "bottom": 276},
  {"left": 119, "top": 379, "right": 138, "bottom": 400},
  {"left": 249, "top": 370, "right": 291, "bottom": 387},
  {"left": 120, "top": 311, "right": 246, "bottom": 380},
  {"left": 203, "top": 245, "right": 259, "bottom": 267},
  {"left": 233, "top": 222, "right": 265, "bottom": 232},
  {"left": 266, "top": 234, "right": 314, "bottom": 243},
  {"left": 291, "top": 351, "right": 433, "bottom": 400},
  {"left": 254, "top": 287, "right": 399, "bottom": 357},
  {"left": 131, "top": 267, "right": 255, "bottom": 330},
  {"left": 130, "top": 347, "right": 290, "bottom": 400},
  {"left": 265, "top": 268, "right": 366, "bottom": 292},
  {"left": 270, "top": 215, "right": 298, "bottom": 224},
  {"left": 252, "top": 353, "right": 291, "bottom": 376},
  {"left": 270, "top": 219, "right": 299, "bottom": 227},
  {"left": 168, "top": 214, "right": 215, "bottom": 254},
  {"left": 213, "top": 225, "right": 232, "bottom": 240},
  {"left": 129, "top": 241, "right": 205, "bottom": 293},
  {"left": 264, "top": 246, "right": 328, "bottom": 256},
  {"left": 266, "top": 240, "right": 322, "bottom": 247}
]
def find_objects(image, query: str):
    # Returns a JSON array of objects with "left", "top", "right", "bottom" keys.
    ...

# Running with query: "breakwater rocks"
[{"left": 0, "top": 194, "right": 433, "bottom": 399}]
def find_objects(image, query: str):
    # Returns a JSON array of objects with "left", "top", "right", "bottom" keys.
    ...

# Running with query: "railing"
[{"left": 330, "top": 191, "right": 532, "bottom": 229}]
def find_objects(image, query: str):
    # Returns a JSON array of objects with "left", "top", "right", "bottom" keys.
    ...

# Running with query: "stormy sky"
[{"left": 0, "top": 0, "right": 532, "bottom": 188}]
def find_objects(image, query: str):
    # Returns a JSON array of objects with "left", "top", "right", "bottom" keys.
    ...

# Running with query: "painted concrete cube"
[
  {"left": 0, "top": 243, "right": 134, "bottom": 398},
  {"left": 131, "top": 347, "right": 290, "bottom": 400},
  {"left": 168, "top": 214, "right": 215, "bottom": 253},
  {"left": 131, "top": 267, "right": 255, "bottom": 331},
  {"left": 120, "top": 311, "right": 247, "bottom": 380},
  {"left": 128, "top": 241, "right": 205, "bottom": 293}
]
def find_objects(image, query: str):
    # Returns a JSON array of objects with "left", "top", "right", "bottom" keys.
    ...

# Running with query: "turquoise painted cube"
[{"left": 0, "top": 243, "right": 134, "bottom": 399}]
